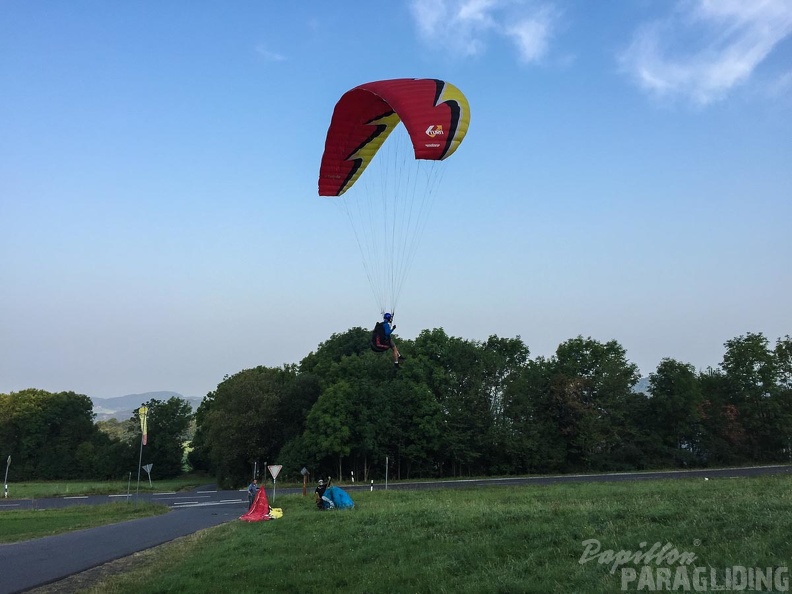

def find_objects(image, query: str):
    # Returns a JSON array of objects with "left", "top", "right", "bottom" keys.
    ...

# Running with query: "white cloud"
[
  {"left": 766, "top": 69, "right": 792, "bottom": 98},
  {"left": 620, "top": 0, "right": 792, "bottom": 105},
  {"left": 255, "top": 45, "right": 286, "bottom": 62},
  {"left": 505, "top": 6, "right": 556, "bottom": 64},
  {"left": 409, "top": 0, "right": 559, "bottom": 64}
]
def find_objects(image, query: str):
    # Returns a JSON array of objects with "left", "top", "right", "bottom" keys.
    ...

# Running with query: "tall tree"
[
  {"left": 548, "top": 336, "right": 641, "bottom": 470},
  {"left": 719, "top": 333, "right": 792, "bottom": 461},
  {"left": 501, "top": 356, "right": 565, "bottom": 473},
  {"left": 130, "top": 396, "right": 194, "bottom": 479},
  {"left": 197, "top": 366, "right": 297, "bottom": 487},
  {"left": 698, "top": 367, "right": 745, "bottom": 464},
  {"left": 0, "top": 389, "right": 128, "bottom": 480},
  {"left": 303, "top": 380, "right": 354, "bottom": 479},
  {"left": 647, "top": 358, "right": 702, "bottom": 465},
  {"left": 412, "top": 329, "right": 492, "bottom": 476}
]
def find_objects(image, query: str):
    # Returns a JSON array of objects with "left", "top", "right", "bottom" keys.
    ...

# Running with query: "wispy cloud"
[
  {"left": 255, "top": 45, "right": 286, "bottom": 62},
  {"left": 409, "top": 0, "right": 560, "bottom": 64},
  {"left": 620, "top": 0, "right": 792, "bottom": 105},
  {"left": 505, "top": 6, "right": 556, "bottom": 64},
  {"left": 767, "top": 69, "right": 792, "bottom": 98}
]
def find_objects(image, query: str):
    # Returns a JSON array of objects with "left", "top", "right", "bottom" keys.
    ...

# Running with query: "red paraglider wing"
[
  {"left": 318, "top": 78, "right": 470, "bottom": 197},
  {"left": 240, "top": 487, "right": 272, "bottom": 522}
]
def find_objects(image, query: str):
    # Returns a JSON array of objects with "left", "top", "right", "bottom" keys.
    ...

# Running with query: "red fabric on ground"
[{"left": 239, "top": 487, "right": 271, "bottom": 522}]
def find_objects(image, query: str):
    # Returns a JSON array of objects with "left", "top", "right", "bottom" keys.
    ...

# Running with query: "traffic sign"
[{"left": 268, "top": 465, "right": 282, "bottom": 480}]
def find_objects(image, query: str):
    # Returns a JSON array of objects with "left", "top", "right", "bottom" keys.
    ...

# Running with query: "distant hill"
[
  {"left": 632, "top": 377, "right": 650, "bottom": 395},
  {"left": 91, "top": 391, "right": 203, "bottom": 421}
]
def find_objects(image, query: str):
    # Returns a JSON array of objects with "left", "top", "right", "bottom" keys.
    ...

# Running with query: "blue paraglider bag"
[{"left": 323, "top": 486, "right": 355, "bottom": 509}]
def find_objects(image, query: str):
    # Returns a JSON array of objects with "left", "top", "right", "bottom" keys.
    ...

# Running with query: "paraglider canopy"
[
  {"left": 318, "top": 78, "right": 471, "bottom": 313},
  {"left": 319, "top": 78, "right": 470, "bottom": 197}
]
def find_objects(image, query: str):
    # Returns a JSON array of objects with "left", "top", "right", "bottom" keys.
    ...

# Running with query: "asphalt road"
[
  {"left": 0, "top": 486, "right": 251, "bottom": 512},
  {"left": 1, "top": 465, "right": 790, "bottom": 593}
]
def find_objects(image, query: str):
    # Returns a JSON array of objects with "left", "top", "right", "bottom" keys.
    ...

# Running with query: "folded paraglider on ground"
[
  {"left": 240, "top": 486, "right": 282, "bottom": 522},
  {"left": 318, "top": 486, "right": 355, "bottom": 510}
]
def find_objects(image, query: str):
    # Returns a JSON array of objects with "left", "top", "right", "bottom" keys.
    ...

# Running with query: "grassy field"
[
  {"left": 2, "top": 475, "right": 210, "bottom": 499},
  {"left": 66, "top": 474, "right": 792, "bottom": 594},
  {"left": 0, "top": 502, "right": 169, "bottom": 543}
]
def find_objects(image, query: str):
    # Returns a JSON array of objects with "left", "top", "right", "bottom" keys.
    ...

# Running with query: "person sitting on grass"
[{"left": 314, "top": 476, "right": 334, "bottom": 510}]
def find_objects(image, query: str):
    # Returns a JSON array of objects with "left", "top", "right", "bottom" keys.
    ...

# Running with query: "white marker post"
[
  {"left": 4, "top": 456, "right": 10, "bottom": 499},
  {"left": 268, "top": 464, "right": 282, "bottom": 504}
]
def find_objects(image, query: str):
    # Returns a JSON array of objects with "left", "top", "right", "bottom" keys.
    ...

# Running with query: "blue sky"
[{"left": 2, "top": 1, "right": 791, "bottom": 399}]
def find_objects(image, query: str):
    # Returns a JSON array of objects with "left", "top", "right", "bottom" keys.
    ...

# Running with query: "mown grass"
[
  {"left": 2, "top": 474, "right": 210, "bottom": 499},
  {"left": 0, "top": 502, "right": 169, "bottom": 543},
  {"left": 81, "top": 475, "right": 792, "bottom": 594}
]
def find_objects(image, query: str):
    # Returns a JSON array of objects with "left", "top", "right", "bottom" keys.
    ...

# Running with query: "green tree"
[
  {"left": 303, "top": 380, "right": 354, "bottom": 478},
  {"left": 719, "top": 333, "right": 792, "bottom": 461},
  {"left": 478, "top": 335, "right": 530, "bottom": 472},
  {"left": 647, "top": 358, "right": 703, "bottom": 465},
  {"left": 412, "top": 329, "right": 492, "bottom": 476},
  {"left": 299, "top": 328, "right": 372, "bottom": 378},
  {"left": 130, "top": 396, "right": 194, "bottom": 479},
  {"left": 501, "top": 356, "right": 565, "bottom": 473},
  {"left": 197, "top": 366, "right": 298, "bottom": 487},
  {"left": 0, "top": 389, "right": 129, "bottom": 480},
  {"left": 548, "top": 336, "right": 641, "bottom": 470},
  {"left": 97, "top": 418, "right": 136, "bottom": 443},
  {"left": 698, "top": 367, "right": 746, "bottom": 464}
]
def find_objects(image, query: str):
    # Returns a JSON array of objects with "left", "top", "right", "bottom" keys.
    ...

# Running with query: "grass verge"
[
  {"left": 2, "top": 475, "right": 210, "bottom": 499},
  {"left": 0, "top": 502, "right": 169, "bottom": 543},
  {"left": 77, "top": 474, "right": 792, "bottom": 593}
]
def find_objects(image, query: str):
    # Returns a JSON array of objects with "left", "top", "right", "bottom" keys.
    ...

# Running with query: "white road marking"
[
  {"left": 171, "top": 499, "right": 244, "bottom": 508},
  {"left": 153, "top": 495, "right": 211, "bottom": 501}
]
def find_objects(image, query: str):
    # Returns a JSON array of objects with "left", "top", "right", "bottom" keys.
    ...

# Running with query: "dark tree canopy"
[
  {"left": 7, "top": 332, "right": 790, "bottom": 487},
  {"left": 0, "top": 389, "right": 133, "bottom": 480}
]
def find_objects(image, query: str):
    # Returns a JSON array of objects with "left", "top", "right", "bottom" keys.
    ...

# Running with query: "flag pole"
[
  {"left": 136, "top": 406, "right": 148, "bottom": 504},
  {"left": 136, "top": 434, "right": 143, "bottom": 503}
]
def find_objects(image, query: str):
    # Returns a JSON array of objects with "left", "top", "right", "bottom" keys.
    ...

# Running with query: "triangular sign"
[{"left": 268, "top": 465, "right": 282, "bottom": 480}]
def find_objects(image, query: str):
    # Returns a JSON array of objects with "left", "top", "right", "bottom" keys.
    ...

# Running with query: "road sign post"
[
  {"left": 300, "top": 467, "right": 309, "bottom": 496},
  {"left": 143, "top": 464, "right": 153, "bottom": 487},
  {"left": 268, "top": 464, "right": 282, "bottom": 504}
]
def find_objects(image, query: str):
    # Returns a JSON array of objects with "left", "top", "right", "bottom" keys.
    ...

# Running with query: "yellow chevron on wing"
[
  {"left": 435, "top": 82, "right": 470, "bottom": 160},
  {"left": 341, "top": 111, "right": 402, "bottom": 195}
]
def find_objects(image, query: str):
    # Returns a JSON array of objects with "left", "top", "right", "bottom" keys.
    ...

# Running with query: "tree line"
[
  {"left": 2, "top": 330, "right": 790, "bottom": 488},
  {"left": 189, "top": 329, "right": 792, "bottom": 487},
  {"left": 0, "top": 391, "right": 192, "bottom": 482}
]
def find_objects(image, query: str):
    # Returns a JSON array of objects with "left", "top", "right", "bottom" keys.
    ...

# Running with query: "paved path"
[
  {"left": 0, "top": 501, "right": 244, "bottom": 594},
  {"left": 0, "top": 485, "right": 248, "bottom": 511}
]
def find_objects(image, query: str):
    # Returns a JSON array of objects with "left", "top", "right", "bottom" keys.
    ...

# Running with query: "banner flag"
[{"left": 138, "top": 406, "right": 149, "bottom": 446}]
